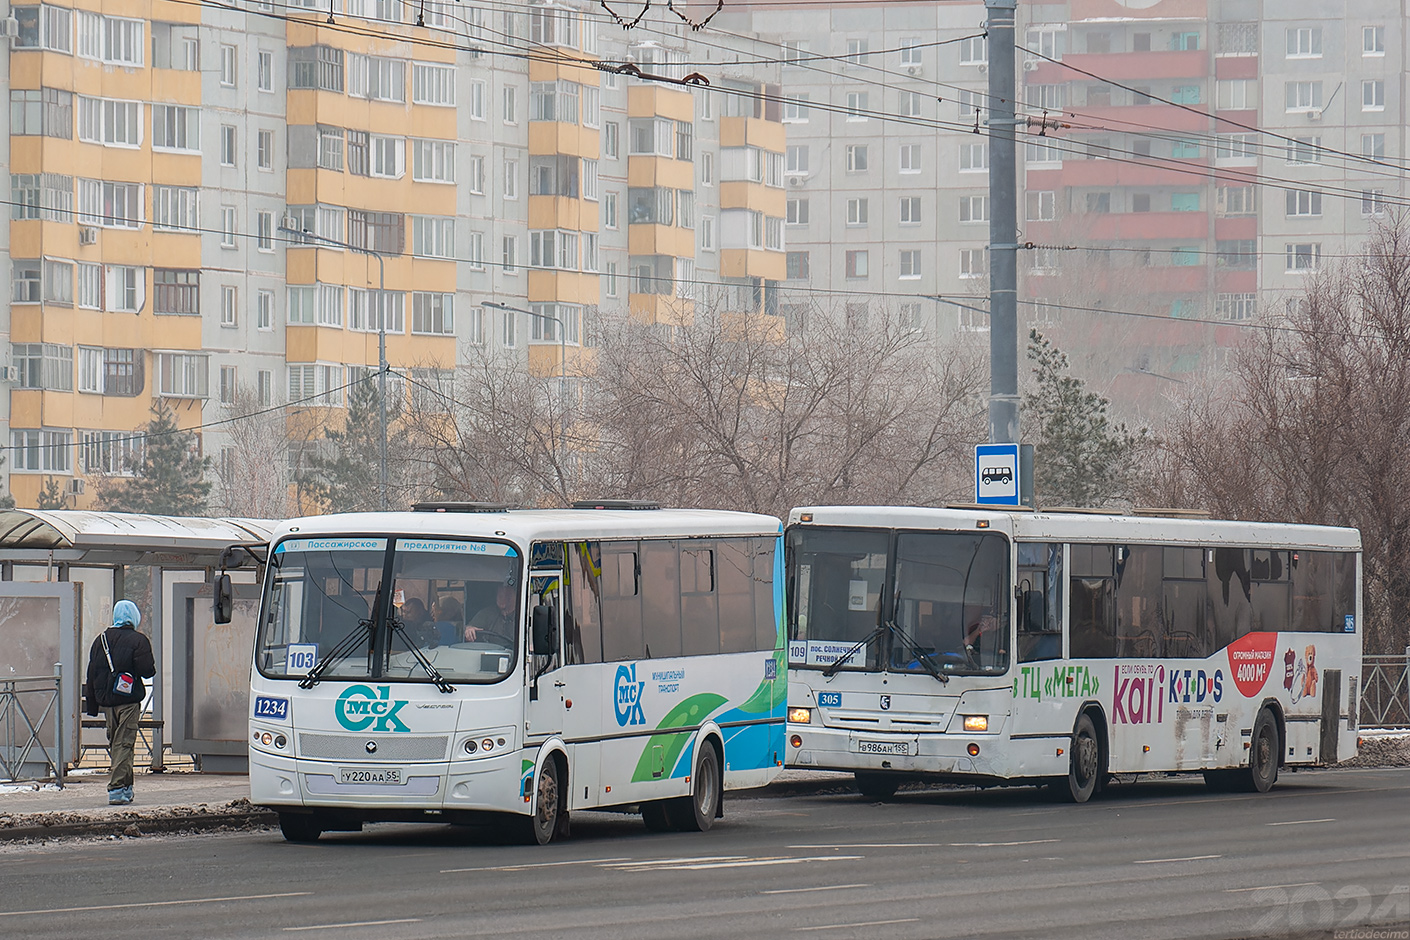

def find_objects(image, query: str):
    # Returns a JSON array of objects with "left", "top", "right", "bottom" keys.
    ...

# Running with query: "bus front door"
[{"left": 526, "top": 574, "right": 565, "bottom": 741}]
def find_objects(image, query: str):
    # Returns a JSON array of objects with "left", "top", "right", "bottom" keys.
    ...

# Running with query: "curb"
[{"left": 0, "top": 810, "right": 278, "bottom": 842}]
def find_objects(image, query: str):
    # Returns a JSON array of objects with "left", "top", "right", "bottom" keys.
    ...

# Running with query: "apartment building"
[{"left": 1, "top": 1, "right": 786, "bottom": 509}]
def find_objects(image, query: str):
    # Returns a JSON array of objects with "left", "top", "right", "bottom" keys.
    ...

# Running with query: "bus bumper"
[
  {"left": 785, "top": 722, "right": 1015, "bottom": 777},
  {"left": 249, "top": 748, "right": 528, "bottom": 817}
]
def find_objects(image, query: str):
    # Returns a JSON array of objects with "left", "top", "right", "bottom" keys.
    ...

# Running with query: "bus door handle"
[{"left": 554, "top": 680, "right": 567, "bottom": 688}]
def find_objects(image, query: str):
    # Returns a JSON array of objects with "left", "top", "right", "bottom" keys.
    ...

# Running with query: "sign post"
[{"left": 975, "top": 443, "right": 1021, "bottom": 506}]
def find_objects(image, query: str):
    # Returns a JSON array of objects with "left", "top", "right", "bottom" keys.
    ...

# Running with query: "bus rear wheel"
[
  {"left": 1061, "top": 713, "right": 1103, "bottom": 803},
  {"left": 1240, "top": 709, "right": 1280, "bottom": 793},
  {"left": 854, "top": 772, "right": 901, "bottom": 800},
  {"left": 278, "top": 812, "right": 323, "bottom": 843},
  {"left": 666, "top": 743, "right": 720, "bottom": 832}
]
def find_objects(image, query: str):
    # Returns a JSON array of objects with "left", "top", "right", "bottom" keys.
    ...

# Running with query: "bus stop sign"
[{"left": 975, "top": 443, "right": 1020, "bottom": 505}]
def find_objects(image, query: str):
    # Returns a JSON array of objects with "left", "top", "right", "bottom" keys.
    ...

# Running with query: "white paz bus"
[
  {"left": 237, "top": 502, "right": 785, "bottom": 843},
  {"left": 784, "top": 506, "right": 1362, "bottom": 802}
]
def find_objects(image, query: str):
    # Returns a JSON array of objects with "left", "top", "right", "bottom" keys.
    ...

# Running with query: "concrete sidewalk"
[{"left": 0, "top": 768, "right": 858, "bottom": 842}]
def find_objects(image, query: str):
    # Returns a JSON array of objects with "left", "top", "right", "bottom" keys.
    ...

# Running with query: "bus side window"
[
  {"left": 717, "top": 538, "right": 755, "bottom": 654},
  {"left": 601, "top": 547, "right": 643, "bottom": 661},
  {"left": 1018, "top": 542, "right": 1062, "bottom": 662},
  {"left": 641, "top": 539, "right": 683, "bottom": 659},
  {"left": 1068, "top": 544, "right": 1117, "bottom": 658},
  {"left": 566, "top": 541, "right": 604, "bottom": 664},
  {"left": 752, "top": 537, "right": 779, "bottom": 652}
]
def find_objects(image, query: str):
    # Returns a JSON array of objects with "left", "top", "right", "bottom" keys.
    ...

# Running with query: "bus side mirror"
[
  {"left": 531, "top": 604, "right": 556, "bottom": 653},
  {"left": 214, "top": 573, "right": 234, "bottom": 624}
]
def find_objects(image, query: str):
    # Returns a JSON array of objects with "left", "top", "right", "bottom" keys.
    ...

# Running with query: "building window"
[
  {"left": 959, "top": 35, "right": 987, "bottom": 65},
  {"left": 411, "top": 139, "right": 456, "bottom": 183},
  {"left": 257, "top": 370, "right": 273, "bottom": 406},
  {"left": 257, "top": 50, "right": 273, "bottom": 91},
  {"left": 845, "top": 92, "right": 869, "bottom": 119},
  {"left": 786, "top": 198, "right": 808, "bottom": 225},
  {"left": 153, "top": 269, "right": 200, "bottom": 315},
  {"left": 412, "top": 62, "right": 455, "bottom": 106},
  {"left": 1364, "top": 26, "right": 1385, "bottom": 56},
  {"left": 347, "top": 210, "right": 405, "bottom": 254},
  {"left": 220, "top": 285, "right": 238, "bottom": 327},
  {"left": 1362, "top": 80, "right": 1385, "bottom": 111},
  {"left": 257, "top": 290, "right": 274, "bottom": 330},
  {"left": 501, "top": 235, "right": 518, "bottom": 274},
  {"left": 899, "top": 250, "right": 921, "bottom": 279},
  {"left": 899, "top": 144, "right": 920, "bottom": 174},
  {"left": 218, "top": 365, "right": 237, "bottom": 403},
  {"left": 959, "top": 142, "right": 988, "bottom": 172},
  {"left": 959, "top": 248, "right": 985, "bottom": 279},
  {"left": 412, "top": 215, "right": 455, "bottom": 259},
  {"left": 77, "top": 12, "right": 144, "bottom": 66},
  {"left": 221, "top": 206, "right": 237, "bottom": 248},
  {"left": 846, "top": 198, "right": 868, "bottom": 226},
  {"left": 899, "top": 196, "right": 922, "bottom": 224},
  {"left": 784, "top": 95, "right": 810, "bottom": 122},
  {"left": 1285, "top": 243, "right": 1321, "bottom": 272},
  {"left": 604, "top": 121, "right": 619, "bottom": 159},
  {"left": 1361, "top": 134, "right": 1385, "bottom": 159},
  {"left": 1287, "top": 136, "right": 1323, "bottom": 164},
  {"left": 1362, "top": 189, "right": 1387, "bottom": 217},
  {"left": 699, "top": 216, "right": 715, "bottom": 252},
  {"left": 151, "top": 104, "right": 199, "bottom": 151},
  {"left": 318, "top": 126, "right": 344, "bottom": 170},
  {"left": 785, "top": 146, "right": 808, "bottom": 175},
  {"left": 157, "top": 352, "right": 209, "bottom": 398},
  {"left": 1216, "top": 80, "right": 1256, "bottom": 110},
  {"left": 256, "top": 210, "right": 274, "bottom": 251},
  {"left": 899, "top": 37, "right": 922, "bottom": 66},
  {"left": 220, "top": 125, "right": 237, "bottom": 166},
  {"left": 844, "top": 250, "right": 868, "bottom": 279},
  {"left": 1284, "top": 81, "right": 1323, "bottom": 112},
  {"left": 1026, "top": 191, "right": 1056, "bottom": 221},
  {"left": 502, "top": 85, "right": 517, "bottom": 123},
  {"left": 1217, "top": 23, "right": 1257, "bottom": 55},
  {"left": 899, "top": 91, "right": 922, "bottom": 118},
  {"left": 786, "top": 251, "right": 809, "bottom": 280},
  {"left": 1215, "top": 133, "right": 1257, "bottom": 161},
  {"left": 10, "top": 429, "right": 73, "bottom": 472},
  {"left": 1285, "top": 27, "right": 1322, "bottom": 58},
  {"left": 1286, "top": 190, "right": 1322, "bottom": 217},
  {"left": 220, "top": 43, "right": 238, "bottom": 86},
  {"left": 77, "top": 96, "right": 142, "bottom": 147},
  {"left": 257, "top": 129, "right": 274, "bottom": 170},
  {"left": 958, "top": 195, "right": 988, "bottom": 223},
  {"left": 1216, "top": 186, "right": 1256, "bottom": 216},
  {"left": 845, "top": 144, "right": 868, "bottom": 172},
  {"left": 1216, "top": 293, "right": 1256, "bottom": 321},
  {"left": 105, "top": 265, "right": 143, "bottom": 312},
  {"left": 348, "top": 53, "right": 406, "bottom": 102},
  {"left": 1216, "top": 240, "right": 1256, "bottom": 269},
  {"left": 410, "top": 293, "right": 454, "bottom": 334},
  {"left": 846, "top": 38, "right": 869, "bottom": 66}
]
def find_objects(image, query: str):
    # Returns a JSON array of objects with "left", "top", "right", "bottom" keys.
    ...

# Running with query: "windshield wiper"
[
  {"left": 299, "top": 583, "right": 381, "bottom": 689},
  {"left": 822, "top": 624, "right": 884, "bottom": 678},
  {"left": 389, "top": 617, "right": 455, "bottom": 693},
  {"left": 884, "top": 621, "right": 949, "bottom": 684}
]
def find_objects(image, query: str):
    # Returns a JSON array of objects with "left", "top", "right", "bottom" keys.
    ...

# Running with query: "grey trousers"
[{"left": 104, "top": 702, "right": 142, "bottom": 791}]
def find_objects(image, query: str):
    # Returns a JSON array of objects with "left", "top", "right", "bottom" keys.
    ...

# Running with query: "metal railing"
[
  {"left": 0, "top": 669, "right": 65, "bottom": 785},
  {"left": 1361, "top": 655, "right": 1409, "bottom": 728}
]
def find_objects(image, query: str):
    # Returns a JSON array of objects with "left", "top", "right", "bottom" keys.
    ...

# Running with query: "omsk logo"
[
  {"left": 614, "top": 664, "right": 646, "bottom": 727},
  {"left": 335, "top": 684, "right": 411, "bottom": 733}
]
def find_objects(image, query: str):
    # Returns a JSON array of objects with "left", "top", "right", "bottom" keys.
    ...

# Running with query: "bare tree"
[
  {"left": 1147, "top": 215, "right": 1410, "bottom": 655},
  {"left": 211, "top": 386, "right": 291, "bottom": 519}
]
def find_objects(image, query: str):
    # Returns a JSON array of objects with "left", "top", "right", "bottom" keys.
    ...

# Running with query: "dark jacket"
[{"left": 85, "top": 625, "right": 156, "bottom": 713}]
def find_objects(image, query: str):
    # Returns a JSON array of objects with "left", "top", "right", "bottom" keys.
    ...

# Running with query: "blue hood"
[{"left": 112, "top": 599, "right": 142, "bottom": 629}]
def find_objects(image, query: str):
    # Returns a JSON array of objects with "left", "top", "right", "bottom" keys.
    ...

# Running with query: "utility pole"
[{"left": 985, "top": 0, "right": 1020, "bottom": 445}]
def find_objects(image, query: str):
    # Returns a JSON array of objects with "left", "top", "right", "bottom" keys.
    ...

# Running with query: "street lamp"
[
  {"left": 480, "top": 300, "right": 569, "bottom": 452},
  {"left": 480, "top": 300, "right": 566, "bottom": 387},
  {"left": 279, "top": 220, "right": 390, "bottom": 512}
]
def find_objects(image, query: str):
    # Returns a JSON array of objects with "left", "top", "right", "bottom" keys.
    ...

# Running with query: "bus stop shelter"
[{"left": 0, "top": 510, "right": 273, "bottom": 780}]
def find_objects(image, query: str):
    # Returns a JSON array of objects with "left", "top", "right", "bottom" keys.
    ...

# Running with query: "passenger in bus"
[
  {"left": 431, "top": 596, "right": 465, "bottom": 646},
  {"left": 964, "top": 606, "right": 1008, "bottom": 664},
  {"left": 393, "top": 596, "right": 436, "bottom": 650},
  {"left": 467, "top": 582, "right": 518, "bottom": 642}
]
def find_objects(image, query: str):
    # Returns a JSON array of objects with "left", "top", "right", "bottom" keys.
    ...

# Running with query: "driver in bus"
[
  {"left": 964, "top": 606, "right": 1007, "bottom": 662},
  {"left": 467, "top": 581, "right": 517, "bottom": 642}
]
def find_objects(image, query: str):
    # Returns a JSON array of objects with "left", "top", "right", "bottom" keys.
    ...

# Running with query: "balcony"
[
  {"left": 1070, "top": 103, "right": 1210, "bottom": 133},
  {"left": 1026, "top": 49, "right": 1208, "bottom": 85},
  {"left": 1049, "top": 157, "right": 1207, "bottom": 188},
  {"left": 1086, "top": 211, "right": 1209, "bottom": 242}
]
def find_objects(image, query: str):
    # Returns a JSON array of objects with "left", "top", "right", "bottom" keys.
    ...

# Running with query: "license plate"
[
  {"left": 338, "top": 767, "right": 404, "bottom": 785},
  {"left": 856, "top": 740, "right": 913, "bottom": 756}
]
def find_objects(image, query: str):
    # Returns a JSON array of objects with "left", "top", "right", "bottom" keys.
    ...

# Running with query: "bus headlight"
[
  {"left": 788, "top": 707, "right": 812, "bottom": 724},
  {"left": 962, "top": 715, "right": 988, "bottom": 733}
]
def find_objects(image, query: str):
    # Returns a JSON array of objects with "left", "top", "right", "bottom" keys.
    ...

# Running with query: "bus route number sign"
[{"left": 975, "top": 443, "right": 1020, "bottom": 504}]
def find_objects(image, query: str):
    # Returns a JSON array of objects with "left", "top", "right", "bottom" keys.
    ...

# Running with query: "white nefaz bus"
[
  {"left": 784, "top": 506, "right": 1362, "bottom": 802},
  {"left": 241, "top": 503, "right": 785, "bottom": 843}
]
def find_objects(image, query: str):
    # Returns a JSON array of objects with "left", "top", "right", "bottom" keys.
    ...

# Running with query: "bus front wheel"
[
  {"left": 523, "top": 758, "right": 566, "bottom": 845},
  {"left": 1062, "top": 713, "right": 1103, "bottom": 803},
  {"left": 667, "top": 743, "right": 720, "bottom": 831},
  {"left": 278, "top": 812, "right": 323, "bottom": 843}
]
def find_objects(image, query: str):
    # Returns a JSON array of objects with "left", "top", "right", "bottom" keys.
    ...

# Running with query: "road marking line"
[
  {"left": 615, "top": 855, "right": 863, "bottom": 872},
  {"left": 1225, "top": 882, "right": 1321, "bottom": 893},
  {"left": 599, "top": 855, "right": 749, "bottom": 868},
  {"left": 0, "top": 892, "right": 311, "bottom": 918},
  {"left": 762, "top": 884, "right": 873, "bottom": 895},
  {"left": 284, "top": 919, "right": 422, "bottom": 932},
  {"left": 949, "top": 839, "right": 1061, "bottom": 847},
  {"left": 1133, "top": 854, "right": 1222, "bottom": 864},
  {"left": 788, "top": 843, "right": 945, "bottom": 849},
  {"left": 442, "top": 856, "right": 632, "bottom": 873},
  {"left": 1266, "top": 818, "right": 1335, "bottom": 827},
  {"left": 795, "top": 918, "right": 920, "bottom": 932}
]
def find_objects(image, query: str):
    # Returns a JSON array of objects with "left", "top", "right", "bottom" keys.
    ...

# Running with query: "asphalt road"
[{"left": 2, "top": 768, "right": 1407, "bottom": 940}]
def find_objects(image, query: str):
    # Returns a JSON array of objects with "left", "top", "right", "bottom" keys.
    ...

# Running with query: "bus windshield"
[
  {"left": 789, "top": 527, "right": 1010, "bottom": 675},
  {"left": 256, "top": 536, "right": 522, "bottom": 684}
]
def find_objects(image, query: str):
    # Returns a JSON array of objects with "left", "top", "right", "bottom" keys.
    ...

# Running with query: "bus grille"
[{"left": 298, "top": 733, "right": 450, "bottom": 762}]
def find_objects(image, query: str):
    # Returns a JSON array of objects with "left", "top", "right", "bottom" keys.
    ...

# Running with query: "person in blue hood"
[{"left": 84, "top": 600, "right": 156, "bottom": 805}]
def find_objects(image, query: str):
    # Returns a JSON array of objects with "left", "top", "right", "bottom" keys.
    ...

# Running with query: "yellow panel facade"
[
  {"left": 721, "top": 248, "right": 786, "bottom": 281},
  {"left": 719, "top": 116, "right": 786, "bottom": 152},
  {"left": 627, "top": 155, "right": 693, "bottom": 190},
  {"left": 627, "top": 293, "right": 695, "bottom": 327},
  {"left": 527, "top": 270, "right": 599, "bottom": 304},
  {"left": 528, "top": 195, "right": 599, "bottom": 233},
  {"left": 719, "top": 181, "right": 786, "bottom": 216},
  {"left": 528, "top": 121, "right": 599, "bottom": 160},
  {"left": 627, "top": 86, "right": 694, "bottom": 122},
  {"left": 627, "top": 223, "right": 695, "bottom": 258}
]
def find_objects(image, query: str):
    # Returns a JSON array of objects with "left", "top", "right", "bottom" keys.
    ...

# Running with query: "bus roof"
[
  {"left": 788, "top": 505, "right": 1362, "bottom": 551},
  {"left": 267, "top": 508, "right": 782, "bottom": 546}
]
